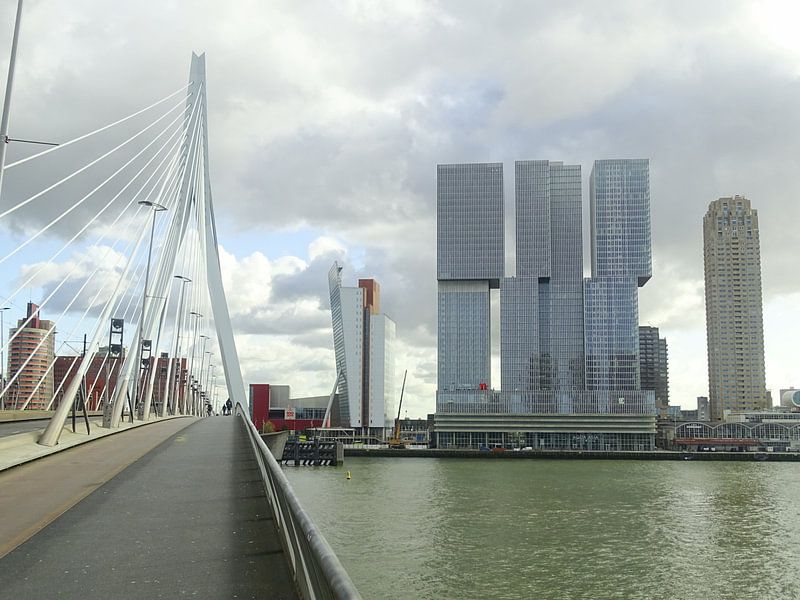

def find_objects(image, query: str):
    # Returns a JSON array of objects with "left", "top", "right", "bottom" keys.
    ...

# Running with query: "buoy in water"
[{"left": 346, "top": 470, "right": 351, "bottom": 480}]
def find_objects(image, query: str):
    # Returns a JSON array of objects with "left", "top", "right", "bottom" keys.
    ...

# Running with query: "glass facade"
[
  {"left": 327, "top": 262, "right": 351, "bottom": 425},
  {"left": 583, "top": 277, "right": 640, "bottom": 390},
  {"left": 435, "top": 158, "right": 656, "bottom": 448},
  {"left": 500, "top": 277, "right": 539, "bottom": 393},
  {"left": 437, "top": 280, "right": 491, "bottom": 392},
  {"left": 502, "top": 161, "right": 584, "bottom": 395},
  {"left": 436, "top": 163, "right": 504, "bottom": 283},
  {"left": 583, "top": 159, "right": 652, "bottom": 395},
  {"left": 436, "top": 389, "right": 655, "bottom": 415},
  {"left": 514, "top": 160, "right": 552, "bottom": 278},
  {"left": 436, "top": 162, "right": 503, "bottom": 394},
  {"left": 590, "top": 159, "right": 651, "bottom": 285},
  {"left": 435, "top": 431, "right": 655, "bottom": 451},
  {"left": 639, "top": 326, "right": 669, "bottom": 415}
]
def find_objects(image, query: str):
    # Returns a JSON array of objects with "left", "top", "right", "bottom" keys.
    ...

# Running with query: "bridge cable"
[
  {"left": 0, "top": 110, "right": 189, "bottom": 266},
  {"left": 0, "top": 96, "right": 188, "bottom": 221},
  {"left": 0, "top": 135, "right": 185, "bottom": 312},
  {"left": 7, "top": 213, "right": 155, "bottom": 407},
  {"left": 5, "top": 131, "right": 187, "bottom": 409},
  {"left": 5, "top": 85, "right": 191, "bottom": 170},
  {"left": 0, "top": 133, "right": 185, "bottom": 355}
]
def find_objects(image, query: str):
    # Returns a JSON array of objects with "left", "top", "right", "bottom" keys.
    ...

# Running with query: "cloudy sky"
[{"left": 1, "top": 0, "right": 798, "bottom": 417}]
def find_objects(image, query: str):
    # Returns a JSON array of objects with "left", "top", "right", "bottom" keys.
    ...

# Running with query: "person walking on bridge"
[{"left": 224, "top": 398, "right": 232, "bottom": 416}]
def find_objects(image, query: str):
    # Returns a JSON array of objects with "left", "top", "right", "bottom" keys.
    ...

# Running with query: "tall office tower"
[
  {"left": 437, "top": 163, "right": 504, "bottom": 397},
  {"left": 433, "top": 158, "right": 656, "bottom": 451},
  {"left": 7, "top": 302, "right": 55, "bottom": 410},
  {"left": 501, "top": 161, "right": 584, "bottom": 394},
  {"left": 703, "top": 196, "right": 768, "bottom": 421},
  {"left": 638, "top": 326, "right": 669, "bottom": 416},
  {"left": 589, "top": 159, "right": 652, "bottom": 284},
  {"left": 328, "top": 263, "right": 396, "bottom": 435},
  {"left": 585, "top": 159, "right": 651, "bottom": 391}
]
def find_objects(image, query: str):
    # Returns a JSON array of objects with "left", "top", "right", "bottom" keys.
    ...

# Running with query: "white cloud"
[{"left": 1, "top": 0, "right": 798, "bottom": 416}]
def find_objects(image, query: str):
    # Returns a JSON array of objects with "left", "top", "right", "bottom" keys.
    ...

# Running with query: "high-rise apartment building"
[
  {"left": 703, "top": 196, "right": 768, "bottom": 420},
  {"left": 638, "top": 326, "right": 669, "bottom": 416},
  {"left": 437, "top": 163, "right": 503, "bottom": 395},
  {"left": 328, "top": 263, "right": 395, "bottom": 436},
  {"left": 433, "top": 159, "right": 656, "bottom": 451},
  {"left": 6, "top": 302, "right": 55, "bottom": 410}
]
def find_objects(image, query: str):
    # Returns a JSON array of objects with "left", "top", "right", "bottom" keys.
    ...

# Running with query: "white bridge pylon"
[{"left": 37, "top": 54, "right": 246, "bottom": 446}]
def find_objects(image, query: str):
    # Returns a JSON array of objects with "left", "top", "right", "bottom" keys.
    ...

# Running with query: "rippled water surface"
[{"left": 283, "top": 459, "right": 800, "bottom": 600}]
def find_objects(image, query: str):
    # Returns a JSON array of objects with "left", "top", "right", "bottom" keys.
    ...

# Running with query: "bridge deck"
[{"left": 0, "top": 417, "right": 297, "bottom": 599}]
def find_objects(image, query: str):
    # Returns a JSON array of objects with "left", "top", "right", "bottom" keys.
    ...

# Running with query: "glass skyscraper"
[
  {"left": 436, "top": 163, "right": 504, "bottom": 395},
  {"left": 589, "top": 159, "right": 652, "bottom": 284},
  {"left": 584, "top": 159, "right": 651, "bottom": 392},
  {"left": 434, "top": 158, "right": 656, "bottom": 451},
  {"left": 501, "top": 161, "right": 584, "bottom": 394}
]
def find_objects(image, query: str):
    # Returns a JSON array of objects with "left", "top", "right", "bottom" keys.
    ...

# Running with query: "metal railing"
[{"left": 237, "top": 407, "right": 362, "bottom": 600}]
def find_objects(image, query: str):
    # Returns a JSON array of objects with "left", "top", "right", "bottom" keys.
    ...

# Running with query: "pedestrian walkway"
[
  {"left": 0, "top": 417, "right": 297, "bottom": 599},
  {"left": 0, "top": 417, "right": 195, "bottom": 558}
]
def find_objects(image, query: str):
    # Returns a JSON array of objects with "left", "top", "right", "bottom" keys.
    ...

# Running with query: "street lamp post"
[
  {"left": 210, "top": 375, "right": 218, "bottom": 414},
  {"left": 162, "top": 275, "right": 190, "bottom": 416},
  {"left": 186, "top": 311, "right": 202, "bottom": 415},
  {"left": 205, "top": 364, "right": 215, "bottom": 396},
  {"left": 134, "top": 200, "right": 167, "bottom": 415},
  {"left": 197, "top": 337, "right": 209, "bottom": 415},
  {"left": 0, "top": 306, "right": 10, "bottom": 410}
]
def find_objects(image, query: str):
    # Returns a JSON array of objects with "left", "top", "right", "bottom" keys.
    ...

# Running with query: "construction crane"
[{"left": 388, "top": 369, "right": 407, "bottom": 449}]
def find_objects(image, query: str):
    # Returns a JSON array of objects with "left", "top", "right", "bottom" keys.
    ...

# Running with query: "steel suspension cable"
[
  {"left": 38, "top": 257, "right": 150, "bottom": 410},
  {"left": 0, "top": 109, "right": 190, "bottom": 266},
  {"left": 0, "top": 140, "right": 184, "bottom": 311},
  {"left": 0, "top": 96, "right": 188, "bottom": 221},
  {"left": 8, "top": 215, "right": 155, "bottom": 407},
  {"left": 0, "top": 95, "right": 200, "bottom": 351},
  {"left": 0, "top": 151, "right": 181, "bottom": 352},
  {"left": 5, "top": 85, "right": 191, "bottom": 170}
]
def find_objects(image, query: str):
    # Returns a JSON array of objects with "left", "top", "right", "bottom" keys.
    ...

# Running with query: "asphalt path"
[
  {"left": 0, "top": 417, "right": 297, "bottom": 599},
  {"left": 0, "top": 419, "right": 47, "bottom": 438},
  {"left": 0, "top": 417, "right": 196, "bottom": 558}
]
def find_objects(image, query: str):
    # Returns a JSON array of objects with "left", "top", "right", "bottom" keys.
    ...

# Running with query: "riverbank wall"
[{"left": 345, "top": 448, "right": 800, "bottom": 461}]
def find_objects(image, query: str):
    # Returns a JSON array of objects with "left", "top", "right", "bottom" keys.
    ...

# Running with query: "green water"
[{"left": 283, "top": 458, "right": 800, "bottom": 600}]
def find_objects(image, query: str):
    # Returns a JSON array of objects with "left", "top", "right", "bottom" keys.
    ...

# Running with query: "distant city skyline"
[{"left": 0, "top": 2, "right": 798, "bottom": 417}]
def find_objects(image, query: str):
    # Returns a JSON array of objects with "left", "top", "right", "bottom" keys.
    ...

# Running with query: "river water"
[{"left": 283, "top": 457, "right": 800, "bottom": 600}]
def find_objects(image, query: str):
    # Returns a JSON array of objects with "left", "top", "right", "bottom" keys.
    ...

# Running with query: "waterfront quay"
[{"left": 345, "top": 447, "right": 800, "bottom": 461}]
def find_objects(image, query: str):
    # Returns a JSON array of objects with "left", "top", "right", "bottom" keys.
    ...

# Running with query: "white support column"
[
  {"left": 0, "top": 0, "right": 24, "bottom": 200},
  {"left": 192, "top": 53, "right": 248, "bottom": 411}
]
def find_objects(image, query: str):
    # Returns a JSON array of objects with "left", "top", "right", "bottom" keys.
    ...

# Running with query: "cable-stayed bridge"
[{"left": 0, "top": 49, "right": 360, "bottom": 599}]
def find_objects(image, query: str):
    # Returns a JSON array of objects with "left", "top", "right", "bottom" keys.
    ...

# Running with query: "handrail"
[{"left": 236, "top": 407, "right": 362, "bottom": 600}]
